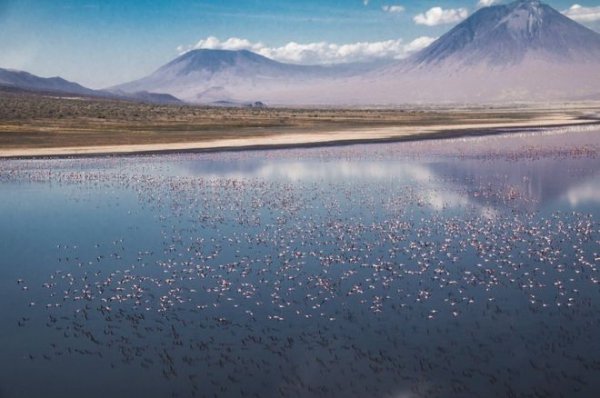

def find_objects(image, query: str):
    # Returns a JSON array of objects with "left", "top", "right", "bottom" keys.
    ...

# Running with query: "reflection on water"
[
  {"left": 1, "top": 128, "right": 600, "bottom": 398},
  {"left": 177, "top": 160, "right": 436, "bottom": 182},
  {"left": 565, "top": 181, "right": 600, "bottom": 206},
  {"left": 176, "top": 148, "right": 600, "bottom": 212}
]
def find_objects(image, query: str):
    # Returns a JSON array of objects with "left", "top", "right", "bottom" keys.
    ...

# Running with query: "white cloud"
[
  {"left": 477, "top": 0, "right": 497, "bottom": 8},
  {"left": 176, "top": 37, "right": 265, "bottom": 54},
  {"left": 178, "top": 36, "right": 437, "bottom": 64},
  {"left": 403, "top": 36, "right": 437, "bottom": 52},
  {"left": 413, "top": 7, "right": 469, "bottom": 26},
  {"left": 562, "top": 4, "right": 600, "bottom": 22},
  {"left": 382, "top": 5, "right": 405, "bottom": 13}
]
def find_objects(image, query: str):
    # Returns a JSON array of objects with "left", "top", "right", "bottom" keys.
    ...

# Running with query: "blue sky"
[{"left": 0, "top": 0, "right": 599, "bottom": 88}]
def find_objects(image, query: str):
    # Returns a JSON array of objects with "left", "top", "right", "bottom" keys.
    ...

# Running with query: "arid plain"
[{"left": 1, "top": 90, "right": 599, "bottom": 157}]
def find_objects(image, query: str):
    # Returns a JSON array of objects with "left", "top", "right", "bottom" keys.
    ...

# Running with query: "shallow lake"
[{"left": 1, "top": 127, "right": 599, "bottom": 398}]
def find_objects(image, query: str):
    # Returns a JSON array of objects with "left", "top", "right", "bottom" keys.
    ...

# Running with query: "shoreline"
[{"left": 1, "top": 117, "right": 598, "bottom": 160}]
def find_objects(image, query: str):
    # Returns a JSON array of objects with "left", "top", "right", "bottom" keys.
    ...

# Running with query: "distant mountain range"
[
  {"left": 0, "top": 68, "right": 182, "bottom": 104},
  {"left": 2, "top": 0, "right": 600, "bottom": 106},
  {"left": 110, "top": 49, "right": 384, "bottom": 104},
  {"left": 0, "top": 68, "right": 98, "bottom": 97}
]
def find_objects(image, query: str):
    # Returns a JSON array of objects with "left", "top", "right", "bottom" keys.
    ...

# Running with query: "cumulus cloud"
[
  {"left": 477, "top": 0, "right": 497, "bottom": 7},
  {"left": 403, "top": 36, "right": 437, "bottom": 52},
  {"left": 382, "top": 5, "right": 405, "bottom": 13},
  {"left": 177, "top": 36, "right": 437, "bottom": 64},
  {"left": 413, "top": 7, "right": 469, "bottom": 26},
  {"left": 562, "top": 4, "right": 600, "bottom": 22},
  {"left": 176, "top": 37, "right": 264, "bottom": 54}
]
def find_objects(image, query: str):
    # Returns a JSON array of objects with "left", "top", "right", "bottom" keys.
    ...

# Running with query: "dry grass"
[{"left": 0, "top": 90, "right": 595, "bottom": 150}]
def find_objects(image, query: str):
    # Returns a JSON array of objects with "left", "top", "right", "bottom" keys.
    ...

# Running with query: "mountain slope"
[
  {"left": 342, "top": 0, "right": 600, "bottom": 104},
  {"left": 113, "top": 0, "right": 600, "bottom": 105},
  {"left": 0, "top": 68, "right": 182, "bottom": 104},
  {"left": 410, "top": 0, "right": 600, "bottom": 67},
  {"left": 0, "top": 68, "right": 98, "bottom": 96},
  {"left": 111, "top": 49, "right": 383, "bottom": 104}
]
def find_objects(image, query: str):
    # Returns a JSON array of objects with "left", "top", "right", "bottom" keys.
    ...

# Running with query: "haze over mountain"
[
  {"left": 3, "top": 0, "right": 599, "bottom": 106},
  {"left": 113, "top": 0, "right": 600, "bottom": 105},
  {"left": 0, "top": 68, "right": 98, "bottom": 97},
  {"left": 359, "top": 0, "right": 600, "bottom": 103},
  {"left": 411, "top": 0, "right": 600, "bottom": 67},
  {"left": 111, "top": 49, "right": 383, "bottom": 104},
  {"left": 0, "top": 67, "right": 182, "bottom": 104}
]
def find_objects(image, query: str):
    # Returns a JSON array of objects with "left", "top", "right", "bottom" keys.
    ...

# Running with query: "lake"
[{"left": 1, "top": 127, "right": 599, "bottom": 398}]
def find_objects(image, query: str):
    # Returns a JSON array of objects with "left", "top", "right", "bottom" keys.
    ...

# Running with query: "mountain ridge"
[
  {"left": 112, "top": 0, "right": 600, "bottom": 105},
  {"left": 3, "top": 0, "right": 600, "bottom": 106},
  {"left": 0, "top": 67, "right": 182, "bottom": 104},
  {"left": 408, "top": 0, "right": 600, "bottom": 68},
  {"left": 111, "top": 48, "right": 386, "bottom": 103},
  {"left": 0, "top": 68, "right": 98, "bottom": 96}
]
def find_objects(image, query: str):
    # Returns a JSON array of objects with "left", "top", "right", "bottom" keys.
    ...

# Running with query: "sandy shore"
[{"left": 1, "top": 116, "right": 598, "bottom": 158}]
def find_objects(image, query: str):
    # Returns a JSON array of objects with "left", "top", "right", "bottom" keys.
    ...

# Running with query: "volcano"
[
  {"left": 412, "top": 0, "right": 600, "bottom": 67},
  {"left": 113, "top": 0, "right": 600, "bottom": 105}
]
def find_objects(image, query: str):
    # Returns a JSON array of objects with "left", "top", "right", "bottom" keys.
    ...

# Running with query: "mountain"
[
  {"left": 0, "top": 68, "right": 98, "bottom": 96},
  {"left": 0, "top": 67, "right": 182, "bottom": 104},
  {"left": 319, "top": 0, "right": 600, "bottom": 104},
  {"left": 3, "top": 0, "right": 598, "bottom": 106},
  {"left": 111, "top": 0, "right": 600, "bottom": 105},
  {"left": 111, "top": 49, "right": 384, "bottom": 104},
  {"left": 353, "top": 0, "right": 600, "bottom": 104},
  {"left": 411, "top": 0, "right": 600, "bottom": 67}
]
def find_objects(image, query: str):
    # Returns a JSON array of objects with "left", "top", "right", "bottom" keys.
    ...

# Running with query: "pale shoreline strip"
[{"left": 1, "top": 117, "right": 598, "bottom": 159}]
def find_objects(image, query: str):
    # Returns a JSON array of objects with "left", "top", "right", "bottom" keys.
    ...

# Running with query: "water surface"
[{"left": 1, "top": 127, "right": 599, "bottom": 398}]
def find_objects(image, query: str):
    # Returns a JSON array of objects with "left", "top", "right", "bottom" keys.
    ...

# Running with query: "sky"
[{"left": 0, "top": 0, "right": 599, "bottom": 88}]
